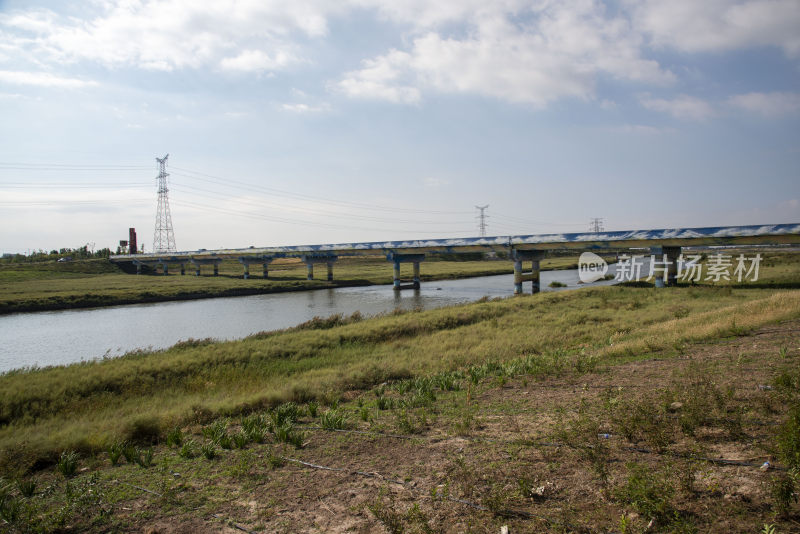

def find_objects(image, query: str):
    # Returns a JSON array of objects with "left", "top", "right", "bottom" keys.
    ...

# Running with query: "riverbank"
[
  {"left": 1, "top": 252, "right": 798, "bottom": 531},
  {"left": 0, "top": 255, "right": 597, "bottom": 315}
]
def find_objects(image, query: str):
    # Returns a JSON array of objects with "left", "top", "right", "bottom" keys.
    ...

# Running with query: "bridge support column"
[
  {"left": 180, "top": 264, "right": 185, "bottom": 275},
  {"left": 136, "top": 262, "right": 142, "bottom": 275},
  {"left": 302, "top": 255, "right": 338, "bottom": 281},
  {"left": 650, "top": 246, "right": 681, "bottom": 287},
  {"left": 190, "top": 258, "right": 222, "bottom": 277},
  {"left": 239, "top": 256, "right": 274, "bottom": 280},
  {"left": 243, "top": 263, "right": 250, "bottom": 280},
  {"left": 387, "top": 253, "right": 426, "bottom": 290},
  {"left": 512, "top": 250, "right": 545, "bottom": 294},
  {"left": 263, "top": 262, "right": 270, "bottom": 279},
  {"left": 160, "top": 262, "right": 168, "bottom": 276}
]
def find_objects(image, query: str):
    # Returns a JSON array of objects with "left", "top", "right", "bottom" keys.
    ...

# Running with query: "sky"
[{"left": 0, "top": 0, "right": 798, "bottom": 254}]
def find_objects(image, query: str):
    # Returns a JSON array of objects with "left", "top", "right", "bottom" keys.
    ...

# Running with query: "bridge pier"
[
  {"left": 302, "top": 255, "right": 338, "bottom": 281},
  {"left": 190, "top": 257, "right": 223, "bottom": 277},
  {"left": 387, "top": 252, "right": 426, "bottom": 290},
  {"left": 649, "top": 246, "right": 681, "bottom": 287},
  {"left": 238, "top": 256, "right": 274, "bottom": 279},
  {"left": 180, "top": 263, "right": 185, "bottom": 275},
  {"left": 512, "top": 250, "right": 545, "bottom": 294}
]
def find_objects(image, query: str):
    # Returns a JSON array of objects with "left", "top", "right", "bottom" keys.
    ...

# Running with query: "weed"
[
  {"left": 306, "top": 401, "right": 319, "bottom": 418},
  {"left": 360, "top": 405, "right": 371, "bottom": 422},
  {"left": 232, "top": 431, "right": 248, "bottom": 449},
  {"left": 107, "top": 441, "right": 123, "bottom": 466},
  {"left": 179, "top": 439, "right": 199, "bottom": 459},
  {"left": 376, "top": 395, "right": 394, "bottom": 410},
  {"left": 762, "top": 525, "right": 776, "bottom": 534},
  {"left": 122, "top": 442, "right": 139, "bottom": 464},
  {"left": 201, "top": 442, "right": 218, "bottom": 460},
  {"left": 136, "top": 447, "right": 154, "bottom": 468},
  {"left": 396, "top": 410, "right": 417, "bottom": 434},
  {"left": 769, "top": 472, "right": 798, "bottom": 517},
  {"left": 320, "top": 408, "right": 349, "bottom": 430},
  {"left": 16, "top": 477, "right": 36, "bottom": 497},
  {"left": 367, "top": 497, "right": 404, "bottom": 534},
  {"left": 165, "top": 426, "right": 183, "bottom": 447},
  {"left": 777, "top": 405, "right": 800, "bottom": 469},
  {"left": 615, "top": 462, "right": 674, "bottom": 521},
  {"left": 267, "top": 450, "right": 285, "bottom": 469},
  {"left": 57, "top": 450, "right": 79, "bottom": 478},
  {"left": 241, "top": 413, "right": 269, "bottom": 443},
  {"left": 273, "top": 422, "right": 304, "bottom": 448},
  {"left": 273, "top": 402, "right": 300, "bottom": 427},
  {"left": 549, "top": 280, "right": 567, "bottom": 288}
]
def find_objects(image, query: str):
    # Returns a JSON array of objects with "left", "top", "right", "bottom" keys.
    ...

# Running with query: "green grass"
[{"left": 0, "top": 252, "right": 798, "bottom": 477}]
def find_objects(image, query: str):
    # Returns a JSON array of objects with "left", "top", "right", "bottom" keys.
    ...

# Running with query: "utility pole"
[
  {"left": 476, "top": 205, "right": 489, "bottom": 237},
  {"left": 153, "top": 154, "right": 177, "bottom": 253},
  {"left": 589, "top": 217, "right": 604, "bottom": 233}
]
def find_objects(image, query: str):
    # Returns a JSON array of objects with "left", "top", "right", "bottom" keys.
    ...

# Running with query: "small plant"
[
  {"left": 218, "top": 433, "right": 233, "bottom": 450},
  {"left": 136, "top": 447, "right": 154, "bottom": 468},
  {"left": 201, "top": 442, "right": 218, "bottom": 460},
  {"left": 376, "top": 395, "right": 393, "bottom": 411},
  {"left": 762, "top": 524, "right": 776, "bottom": 534},
  {"left": 548, "top": 280, "right": 567, "bottom": 288},
  {"left": 396, "top": 410, "right": 417, "bottom": 434},
  {"left": 360, "top": 405, "right": 371, "bottom": 422},
  {"left": 779, "top": 346, "right": 789, "bottom": 359},
  {"left": 57, "top": 450, "right": 79, "bottom": 478},
  {"left": 306, "top": 401, "right": 319, "bottom": 418},
  {"left": 615, "top": 463, "right": 674, "bottom": 521},
  {"left": 107, "top": 442, "right": 123, "bottom": 466},
  {"left": 232, "top": 431, "right": 248, "bottom": 449},
  {"left": 320, "top": 409, "right": 348, "bottom": 430},
  {"left": 272, "top": 402, "right": 299, "bottom": 427},
  {"left": 165, "top": 426, "right": 183, "bottom": 447},
  {"left": 267, "top": 451, "right": 286, "bottom": 469},
  {"left": 273, "top": 422, "right": 304, "bottom": 448},
  {"left": 179, "top": 439, "right": 199, "bottom": 459},
  {"left": 122, "top": 442, "right": 139, "bottom": 464},
  {"left": 16, "top": 478, "right": 36, "bottom": 498},
  {"left": 241, "top": 413, "right": 269, "bottom": 443}
]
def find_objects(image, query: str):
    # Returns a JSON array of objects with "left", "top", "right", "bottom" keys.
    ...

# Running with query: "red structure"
[{"left": 129, "top": 228, "right": 138, "bottom": 255}]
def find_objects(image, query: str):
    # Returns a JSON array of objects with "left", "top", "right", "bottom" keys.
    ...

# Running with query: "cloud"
[
  {"left": 728, "top": 91, "right": 800, "bottom": 117},
  {"left": 0, "top": 1, "right": 343, "bottom": 73},
  {"left": 336, "top": 2, "right": 674, "bottom": 106},
  {"left": 639, "top": 94, "right": 715, "bottom": 121},
  {"left": 0, "top": 70, "right": 97, "bottom": 88},
  {"left": 280, "top": 102, "right": 331, "bottom": 113},
  {"left": 630, "top": 0, "right": 800, "bottom": 57}
]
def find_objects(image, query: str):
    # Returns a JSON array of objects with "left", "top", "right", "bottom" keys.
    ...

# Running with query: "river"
[{"left": 0, "top": 264, "right": 626, "bottom": 373}]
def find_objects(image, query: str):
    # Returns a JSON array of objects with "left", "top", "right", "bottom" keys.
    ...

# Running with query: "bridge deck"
[{"left": 110, "top": 223, "right": 800, "bottom": 262}]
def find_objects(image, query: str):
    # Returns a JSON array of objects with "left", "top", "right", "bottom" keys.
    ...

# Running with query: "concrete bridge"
[{"left": 110, "top": 223, "right": 800, "bottom": 294}]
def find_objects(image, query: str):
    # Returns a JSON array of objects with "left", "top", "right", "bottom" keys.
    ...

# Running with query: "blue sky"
[{"left": 0, "top": 0, "right": 798, "bottom": 254}]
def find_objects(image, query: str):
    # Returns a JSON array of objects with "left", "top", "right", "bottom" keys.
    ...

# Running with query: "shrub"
[{"left": 124, "top": 416, "right": 161, "bottom": 445}]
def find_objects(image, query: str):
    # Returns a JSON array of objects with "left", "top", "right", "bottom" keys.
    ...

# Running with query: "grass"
[
  {"left": 0, "top": 251, "right": 798, "bottom": 531},
  {"left": 0, "top": 255, "right": 594, "bottom": 314}
]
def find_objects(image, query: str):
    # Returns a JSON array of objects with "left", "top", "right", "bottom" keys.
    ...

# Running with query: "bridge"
[{"left": 110, "top": 223, "right": 800, "bottom": 294}]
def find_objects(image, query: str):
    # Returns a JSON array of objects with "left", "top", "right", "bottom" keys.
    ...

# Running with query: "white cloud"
[
  {"left": 336, "top": 2, "right": 674, "bottom": 106},
  {"left": 280, "top": 102, "right": 331, "bottom": 113},
  {"left": 639, "top": 94, "right": 715, "bottom": 121},
  {"left": 728, "top": 91, "right": 800, "bottom": 117},
  {"left": 0, "top": 1, "right": 343, "bottom": 73},
  {"left": 0, "top": 70, "right": 97, "bottom": 88},
  {"left": 630, "top": 0, "right": 800, "bottom": 57}
]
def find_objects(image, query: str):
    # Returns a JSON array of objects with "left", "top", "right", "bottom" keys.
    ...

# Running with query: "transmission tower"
[
  {"left": 476, "top": 205, "right": 489, "bottom": 237},
  {"left": 153, "top": 154, "right": 177, "bottom": 253},
  {"left": 589, "top": 217, "right": 604, "bottom": 233}
]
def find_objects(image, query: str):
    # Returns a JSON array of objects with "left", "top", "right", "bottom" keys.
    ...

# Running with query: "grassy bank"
[
  {"left": 0, "top": 255, "right": 592, "bottom": 314},
  {"left": 1, "top": 252, "right": 798, "bottom": 531}
]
